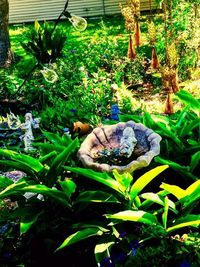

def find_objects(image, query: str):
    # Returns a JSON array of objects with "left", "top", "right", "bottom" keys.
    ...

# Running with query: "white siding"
[{"left": 9, "top": 0, "right": 160, "bottom": 24}]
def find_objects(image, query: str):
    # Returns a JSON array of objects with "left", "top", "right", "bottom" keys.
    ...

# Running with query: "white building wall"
[{"left": 9, "top": 0, "right": 160, "bottom": 24}]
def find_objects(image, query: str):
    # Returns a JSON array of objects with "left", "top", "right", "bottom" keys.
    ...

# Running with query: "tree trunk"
[{"left": 0, "top": 0, "right": 12, "bottom": 67}]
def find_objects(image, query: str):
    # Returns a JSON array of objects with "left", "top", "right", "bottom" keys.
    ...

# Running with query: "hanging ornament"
[{"left": 127, "top": 34, "right": 136, "bottom": 60}]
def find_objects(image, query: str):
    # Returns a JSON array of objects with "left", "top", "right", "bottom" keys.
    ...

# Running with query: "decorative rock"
[{"left": 78, "top": 121, "right": 162, "bottom": 173}]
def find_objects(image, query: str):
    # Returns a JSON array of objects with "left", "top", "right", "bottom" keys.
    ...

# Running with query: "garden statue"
[
  {"left": 20, "top": 113, "right": 40, "bottom": 152},
  {"left": 78, "top": 121, "right": 162, "bottom": 173}
]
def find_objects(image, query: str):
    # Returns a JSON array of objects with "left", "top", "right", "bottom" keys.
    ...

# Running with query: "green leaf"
[
  {"left": 112, "top": 170, "right": 133, "bottom": 193},
  {"left": 0, "top": 176, "right": 14, "bottom": 188},
  {"left": 119, "top": 114, "right": 142, "bottom": 123},
  {"left": 186, "top": 180, "right": 200, "bottom": 195},
  {"left": 0, "top": 149, "right": 43, "bottom": 172},
  {"left": 42, "top": 131, "right": 67, "bottom": 146},
  {"left": 143, "top": 112, "right": 156, "bottom": 129},
  {"left": 176, "top": 90, "right": 200, "bottom": 112},
  {"left": 167, "top": 215, "right": 200, "bottom": 233},
  {"left": 0, "top": 181, "right": 27, "bottom": 198},
  {"left": 20, "top": 211, "right": 41, "bottom": 235},
  {"left": 105, "top": 210, "right": 158, "bottom": 225},
  {"left": 75, "top": 191, "right": 120, "bottom": 203},
  {"left": 55, "top": 228, "right": 104, "bottom": 252},
  {"left": 162, "top": 196, "right": 169, "bottom": 229},
  {"left": 47, "top": 138, "right": 79, "bottom": 186},
  {"left": 59, "top": 179, "right": 76, "bottom": 198},
  {"left": 140, "top": 192, "right": 177, "bottom": 213},
  {"left": 129, "top": 165, "right": 168, "bottom": 202},
  {"left": 34, "top": 142, "right": 63, "bottom": 154},
  {"left": 180, "top": 184, "right": 200, "bottom": 208},
  {"left": 0, "top": 159, "right": 35, "bottom": 175},
  {"left": 0, "top": 182, "right": 71, "bottom": 208},
  {"left": 34, "top": 20, "right": 41, "bottom": 32},
  {"left": 156, "top": 123, "right": 184, "bottom": 149},
  {"left": 155, "top": 157, "right": 198, "bottom": 181},
  {"left": 39, "top": 151, "right": 57, "bottom": 164},
  {"left": 65, "top": 167, "right": 123, "bottom": 194},
  {"left": 95, "top": 236, "right": 115, "bottom": 264},
  {"left": 160, "top": 183, "right": 186, "bottom": 200},
  {"left": 179, "top": 118, "right": 200, "bottom": 137},
  {"left": 17, "top": 185, "right": 71, "bottom": 208},
  {"left": 190, "top": 151, "right": 200, "bottom": 172}
]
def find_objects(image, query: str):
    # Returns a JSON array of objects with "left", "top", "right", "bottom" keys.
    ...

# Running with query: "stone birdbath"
[{"left": 78, "top": 121, "right": 162, "bottom": 173}]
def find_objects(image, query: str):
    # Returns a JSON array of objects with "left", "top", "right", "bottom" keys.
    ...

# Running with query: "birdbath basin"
[{"left": 78, "top": 121, "right": 162, "bottom": 173}]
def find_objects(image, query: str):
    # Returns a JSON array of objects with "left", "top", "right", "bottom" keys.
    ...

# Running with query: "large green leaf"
[
  {"left": 179, "top": 118, "right": 200, "bottom": 137},
  {"left": 112, "top": 170, "right": 133, "bottom": 193},
  {"left": 190, "top": 151, "right": 200, "bottom": 172},
  {"left": 160, "top": 183, "right": 186, "bottom": 200},
  {"left": 20, "top": 211, "right": 42, "bottom": 235},
  {"left": 129, "top": 165, "right": 168, "bottom": 202},
  {"left": 75, "top": 191, "right": 120, "bottom": 204},
  {"left": 0, "top": 159, "right": 35, "bottom": 175},
  {"left": 155, "top": 157, "right": 198, "bottom": 181},
  {"left": 162, "top": 196, "right": 169, "bottom": 229},
  {"left": 140, "top": 192, "right": 177, "bottom": 213},
  {"left": 0, "top": 182, "right": 70, "bottom": 208},
  {"left": 176, "top": 90, "right": 200, "bottom": 112},
  {"left": 105, "top": 210, "right": 158, "bottom": 225},
  {"left": 47, "top": 138, "right": 79, "bottom": 186},
  {"left": 65, "top": 167, "right": 123, "bottom": 194},
  {"left": 156, "top": 124, "right": 184, "bottom": 149},
  {"left": 39, "top": 151, "right": 57, "bottom": 164},
  {"left": 186, "top": 180, "right": 200, "bottom": 195},
  {"left": 95, "top": 236, "right": 115, "bottom": 265},
  {"left": 0, "top": 176, "right": 14, "bottom": 188},
  {"left": 42, "top": 130, "right": 70, "bottom": 146},
  {"left": 59, "top": 179, "right": 76, "bottom": 198},
  {"left": 167, "top": 215, "right": 200, "bottom": 233},
  {"left": 0, "top": 149, "right": 43, "bottom": 172},
  {"left": 180, "top": 184, "right": 200, "bottom": 208},
  {"left": 34, "top": 142, "right": 63, "bottom": 154},
  {"left": 55, "top": 228, "right": 104, "bottom": 252}
]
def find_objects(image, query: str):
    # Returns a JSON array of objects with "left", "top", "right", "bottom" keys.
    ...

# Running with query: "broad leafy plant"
[
  {"left": 53, "top": 165, "right": 200, "bottom": 266},
  {"left": 120, "top": 90, "right": 200, "bottom": 181},
  {"left": 22, "top": 20, "right": 67, "bottom": 63}
]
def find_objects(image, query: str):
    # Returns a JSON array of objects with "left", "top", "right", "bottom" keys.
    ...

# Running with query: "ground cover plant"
[{"left": 0, "top": 1, "right": 200, "bottom": 266}]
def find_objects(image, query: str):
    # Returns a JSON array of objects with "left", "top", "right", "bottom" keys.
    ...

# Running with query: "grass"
[{"left": 3, "top": 14, "right": 200, "bottom": 118}]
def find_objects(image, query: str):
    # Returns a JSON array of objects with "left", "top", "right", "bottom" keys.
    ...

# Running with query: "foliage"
[
  {"left": 21, "top": 20, "right": 67, "bottom": 64},
  {"left": 120, "top": 90, "right": 200, "bottom": 181},
  {"left": 55, "top": 165, "right": 200, "bottom": 266}
]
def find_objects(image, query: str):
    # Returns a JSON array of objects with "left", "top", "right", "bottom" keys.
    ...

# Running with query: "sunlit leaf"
[
  {"left": 0, "top": 149, "right": 43, "bottom": 172},
  {"left": 65, "top": 167, "right": 122, "bottom": 194},
  {"left": 167, "top": 215, "right": 200, "bottom": 233},
  {"left": 59, "top": 179, "right": 76, "bottom": 198},
  {"left": 130, "top": 165, "right": 168, "bottom": 202},
  {"left": 113, "top": 170, "right": 133, "bottom": 193},
  {"left": 160, "top": 183, "right": 186, "bottom": 200},
  {"left": 55, "top": 228, "right": 104, "bottom": 252},
  {"left": 105, "top": 210, "right": 158, "bottom": 225},
  {"left": 162, "top": 196, "right": 169, "bottom": 229}
]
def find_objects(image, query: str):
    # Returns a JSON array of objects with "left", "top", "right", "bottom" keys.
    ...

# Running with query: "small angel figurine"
[{"left": 20, "top": 113, "right": 40, "bottom": 152}]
